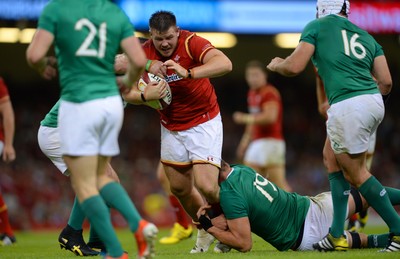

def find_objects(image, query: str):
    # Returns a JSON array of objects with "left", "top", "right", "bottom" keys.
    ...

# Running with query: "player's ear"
[{"left": 176, "top": 26, "right": 180, "bottom": 37}]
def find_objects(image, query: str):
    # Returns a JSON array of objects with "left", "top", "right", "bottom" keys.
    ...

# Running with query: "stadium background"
[{"left": 0, "top": 0, "right": 399, "bottom": 230}]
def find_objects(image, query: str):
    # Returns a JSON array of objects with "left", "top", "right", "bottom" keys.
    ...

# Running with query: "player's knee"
[
  {"left": 197, "top": 185, "right": 219, "bottom": 203},
  {"left": 170, "top": 185, "right": 191, "bottom": 198}
]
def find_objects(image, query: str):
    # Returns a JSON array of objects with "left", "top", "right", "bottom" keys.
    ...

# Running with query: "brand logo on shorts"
[
  {"left": 207, "top": 156, "right": 214, "bottom": 162},
  {"left": 380, "top": 189, "right": 387, "bottom": 197}
]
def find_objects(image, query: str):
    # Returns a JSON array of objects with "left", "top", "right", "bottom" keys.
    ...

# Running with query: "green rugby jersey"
[
  {"left": 38, "top": 0, "right": 134, "bottom": 103},
  {"left": 301, "top": 15, "right": 382, "bottom": 105},
  {"left": 40, "top": 100, "right": 60, "bottom": 128},
  {"left": 220, "top": 165, "right": 310, "bottom": 251}
]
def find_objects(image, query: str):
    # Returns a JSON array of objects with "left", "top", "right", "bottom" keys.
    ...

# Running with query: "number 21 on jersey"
[{"left": 75, "top": 18, "right": 106, "bottom": 58}]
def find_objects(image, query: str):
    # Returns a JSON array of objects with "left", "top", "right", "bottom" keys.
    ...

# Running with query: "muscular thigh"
[{"left": 161, "top": 113, "right": 222, "bottom": 167}]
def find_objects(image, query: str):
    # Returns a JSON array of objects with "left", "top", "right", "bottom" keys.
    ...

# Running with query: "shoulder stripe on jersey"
[
  {"left": 185, "top": 33, "right": 196, "bottom": 60},
  {"left": 199, "top": 46, "right": 214, "bottom": 64}
]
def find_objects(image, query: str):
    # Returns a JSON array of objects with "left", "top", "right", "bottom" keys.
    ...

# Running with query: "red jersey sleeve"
[
  {"left": 0, "top": 77, "right": 10, "bottom": 103},
  {"left": 186, "top": 34, "right": 215, "bottom": 64},
  {"left": 249, "top": 84, "right": 284, "bottom": 140}
]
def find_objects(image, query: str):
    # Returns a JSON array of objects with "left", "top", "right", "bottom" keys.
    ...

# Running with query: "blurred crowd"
[{"left": 1, "top": 70, "right": 399, "bottom": 230}]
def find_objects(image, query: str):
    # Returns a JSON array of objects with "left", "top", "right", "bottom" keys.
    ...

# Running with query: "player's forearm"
[
  {"left": 1, "top": 103, "right": 15, "bottom": 147},
  {"left": 122, "top": 88, "right": 145, "bottom": 105},
  {"left": 114, "top": 54, "right": 129, "bottom": 75},
  {"left": 207, "top": 227, "right": 251, "bottom": 252}
]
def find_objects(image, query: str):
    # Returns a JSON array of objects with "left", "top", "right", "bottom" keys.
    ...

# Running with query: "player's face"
[
  {"left": 150, "top": 26, "right": 179, "bottom": 58},
  {"left": 245, "top": 67, "right": 267, "bottom": 89}
]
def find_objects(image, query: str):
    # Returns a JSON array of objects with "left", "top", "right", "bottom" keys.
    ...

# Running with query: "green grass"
[{"left": 0, "top": 225, "right": 396, "bottom": 259}]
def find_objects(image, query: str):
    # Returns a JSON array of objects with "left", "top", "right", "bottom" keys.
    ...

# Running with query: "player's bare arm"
[
  {"left": 0, "top": 99, "right": 15, "bottom": 163},
  {"left": 122, "top": 80, "right": 167, "bottom": 105},
  {"left": 147, "top": 60, "right": 167, "bottom": 79},
  {"left": 196, "top": 203, "right": 252, "bottom": 252},
  {"left": 371, "top": 55, "right": 392, "bottom": 96},
  {"left": 120, "top": 36, "right": 147, "bottom": 87},
  {"left": 194, "top": 48, "right": 232, "bottom": 79},
  {"left": 267, "top": 41, "right": 314, "bottom": 76},
  {"left": 233, "top": 102, "right": 279, "bottom": 126},
  {"left": 315, "top": 73, "right": 330, "bottom": 119},
  {"left": 114, "top": 54, "right": 129, "bottom": 75},
  {"left": 26, "top": 29, "right": 57, "bottom": 80},
  {"left": 208, "top": 216, "right": 252, "bottom": 252}
]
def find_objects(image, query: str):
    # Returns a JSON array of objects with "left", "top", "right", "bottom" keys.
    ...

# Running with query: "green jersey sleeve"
[
  {"left": 300, "top": 19, "right": 320, "bottom": 46},
  {"left": 38, "top": 1, "right": 59, "bottom": 34}
]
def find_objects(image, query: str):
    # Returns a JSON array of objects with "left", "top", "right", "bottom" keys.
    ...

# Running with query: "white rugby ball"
[{"left": 138, "top": 72, "right": 172, "bottom": 110}]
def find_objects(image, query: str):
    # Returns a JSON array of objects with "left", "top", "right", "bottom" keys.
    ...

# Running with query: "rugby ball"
[{"left": 138, "top": 72, "right": 172, "bottom": 110}]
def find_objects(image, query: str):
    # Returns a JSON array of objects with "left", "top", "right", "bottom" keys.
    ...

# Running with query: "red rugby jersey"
[
  {"left": 143, "top": 30, "right": 220, "bottom": 131},
  {"left": 247, "top": 84, "right": 283, "bottom": 140}
]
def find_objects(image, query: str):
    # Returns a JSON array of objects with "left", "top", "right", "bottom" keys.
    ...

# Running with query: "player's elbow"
[
  {"left": 379, "top": 80, "right": 392, "bottom": 96},
  {"left": 225, "top": 59, "right": 233, "bottom": 73},
  {"left": 218, "top": 57, "right": 233, "bottom": 76},
  {"left": 238, "top": 241, "right": 252, "bottom": 252},
  {"left": 26, "top": 51, "right": 42, "bottom": 67},
  {"left": 285, "top": 63, "right": 304, "bottom": 77}
]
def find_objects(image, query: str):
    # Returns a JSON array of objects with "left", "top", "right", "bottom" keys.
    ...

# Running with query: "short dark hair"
[
  {"left": 340, "top": 1, "right": 348, "bottom": 17},
  {"left": 149, "top": 10, "right": 177, "bottom": 32},
  {"left": 245, "top": 60, "right": 267, "bottom": 74}
]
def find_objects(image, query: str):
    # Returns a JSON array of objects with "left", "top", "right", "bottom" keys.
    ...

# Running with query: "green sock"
[
  {"left": 359, "top": 176, "right": 400, "bottom": 235},
  {"left": 67, "top": 197, "right": 86, "bottom": 230},
  {"left": 368, "top": 233, "right": 390, "bottom": 248},
  {"left": 100, "top": 182, "right": 141, "bottom": 232},
  {"left": 329, "top": 171, "right": 350, "bottom": 238},
  {"left": 80, "top": 195, "right": 123, "bottom": 257},
  {"left": 385, "top": 187, "right": 400, "bottom": 205},
  {"left": 88, "top": 206, "right": 110, "bottom": 244}
]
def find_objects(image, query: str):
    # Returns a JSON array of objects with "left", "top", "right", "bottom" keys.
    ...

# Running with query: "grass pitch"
[{"left": 0, "top": 225, "right": 396, "bottom": 259}]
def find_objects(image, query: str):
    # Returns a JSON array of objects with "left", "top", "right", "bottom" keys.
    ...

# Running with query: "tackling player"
[{"left": 197, "top": 161, "right": 400, "bottom": 252}]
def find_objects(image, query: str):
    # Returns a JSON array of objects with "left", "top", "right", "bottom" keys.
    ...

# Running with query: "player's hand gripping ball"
[{"left": 138, "top": 72, "right": 172, "bottom": 110}]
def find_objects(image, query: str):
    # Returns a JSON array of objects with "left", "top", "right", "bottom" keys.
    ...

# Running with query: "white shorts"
[
  {"left": 326, "top": 94, "right": 384, "bottom": 154},
  {"left": 37, "top": 125, "right": 68, "bottom": 175},
  {"left": 297, "top": 192, "right": 346, "bottom": 251},
  {"left": 59, "top": 96, "right": 123, "bottom": 156},
  {"left": 244, "top": 138, "right": 285, "bottom": 166},
  {"left": 160, "top": 113, "right": 222, "bottom": 167}
]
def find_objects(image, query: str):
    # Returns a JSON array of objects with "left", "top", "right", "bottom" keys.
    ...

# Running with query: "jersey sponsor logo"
[{"left": 165, "top": 73, "right": 183, "bottom": 83}]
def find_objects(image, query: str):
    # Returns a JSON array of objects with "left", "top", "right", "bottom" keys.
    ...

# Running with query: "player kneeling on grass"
[{"left": 197, "top": 161, "right": 400, "bottom": 252}]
